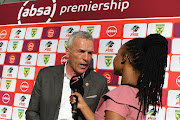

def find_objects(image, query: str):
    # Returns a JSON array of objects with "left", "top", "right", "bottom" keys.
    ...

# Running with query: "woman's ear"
[{"left": 121, "top": 54, "right": 127, "bottom": 64}]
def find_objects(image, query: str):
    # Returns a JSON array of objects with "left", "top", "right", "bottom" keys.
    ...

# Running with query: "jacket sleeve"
[
  {"left": 25, "top": 69, "right": 42, "bottom": 120},
  {"left": 100, "top": 77, "right": 109, "bottom": 96}
]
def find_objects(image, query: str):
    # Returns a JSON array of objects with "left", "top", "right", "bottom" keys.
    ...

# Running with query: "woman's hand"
[
  {"left": 70, "top": 92, "right": 86, "bottom": 110},
  {"left": 70, "top": 92, "right": 95, "bottom": 120}
]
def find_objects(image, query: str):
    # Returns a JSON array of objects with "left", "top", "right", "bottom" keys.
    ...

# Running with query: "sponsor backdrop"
[
  {"left": 0, "top": 18, "right": 179, "bottom": 120},
  {"left": 0, "top": 0, "right": 180, "bottom": 120}
]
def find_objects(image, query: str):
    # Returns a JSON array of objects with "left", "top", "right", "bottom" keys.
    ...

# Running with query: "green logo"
[
  {"left": 12, "top": 41, "right": 18, "bottom": 50},
  {"left": 87, "top": 26, "right": 94, "bottom": 34},
  {"left": 105, "top": 56, "right": 113, "bottom": 67},
  {"left": 156, "top": 24, "right": 165, "bottom": 34},
  {"left": 18, "top": 109, "right": 24, "bottom": 119},
  {"left": 24, "top": 67, "right": 30, "bottom": 77},
  {"left": 31, "top": 28, "right": 38, "bottom": 37},
  {"left": 43, "top": 54, "right": 50, "bottom": 65},
  {"left": 64, "top": 41, "right": 67, "bottom": 49},
  {"left": 6, "top": 80, "right": 11, "bottom": 89}
]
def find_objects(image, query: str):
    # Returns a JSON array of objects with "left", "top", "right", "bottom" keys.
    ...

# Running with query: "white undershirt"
[{"left": 57, "top": 64, "right": 73, "bottom": 120}]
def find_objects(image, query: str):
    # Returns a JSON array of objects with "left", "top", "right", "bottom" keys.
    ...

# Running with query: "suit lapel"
[
  {"left": 83, "top": 69, "right": 91, "bottom": 98},
  {"left": 54, "top": 65, "right": 65, "bottom": 105}
]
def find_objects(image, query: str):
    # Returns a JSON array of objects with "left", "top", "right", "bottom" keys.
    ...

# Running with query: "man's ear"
[{"left": 66, "top": 47, "right": 70, "bottom": 58}]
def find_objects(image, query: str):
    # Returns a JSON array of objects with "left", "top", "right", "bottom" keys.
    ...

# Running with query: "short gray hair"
[{"left": 67, "top": 31, "right": 93, "bottom": 49}]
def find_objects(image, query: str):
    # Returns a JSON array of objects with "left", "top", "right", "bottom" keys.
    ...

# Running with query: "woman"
[{"left": 70, "top": 33, "right": 168, "bottom": 120}]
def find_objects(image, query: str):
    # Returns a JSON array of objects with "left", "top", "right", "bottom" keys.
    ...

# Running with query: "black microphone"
[{"left": 70, "top": 75, "right": 84, "bottom": 120}]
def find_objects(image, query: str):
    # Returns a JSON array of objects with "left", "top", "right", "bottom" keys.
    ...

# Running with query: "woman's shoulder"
[{"left": 103, "top": 85, "right": 139, "bottom": 107}]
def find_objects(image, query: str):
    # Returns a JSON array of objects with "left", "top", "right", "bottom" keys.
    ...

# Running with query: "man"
[{"left": 25, "top": 31, "right": 109, "bottom": 120}]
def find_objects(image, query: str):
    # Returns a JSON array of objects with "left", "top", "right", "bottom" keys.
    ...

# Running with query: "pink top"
[{"left": 95, "top": 85, "right": 146, "bottom": 120}]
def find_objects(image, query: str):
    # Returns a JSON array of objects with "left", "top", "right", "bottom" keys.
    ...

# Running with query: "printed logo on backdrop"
[
  {"left": 14, "top": 93, "right": 31, "bottom": 107},
  {"left": 17, "top": 0, "right": 57, "bottom": 24},
  {"left": 0, "top": 79, "right": 16, "bottom": 92},
  {"left": 99, "top": 39, "right": 121, "bottom": 53},
  {"left": 20, "top": 81, "right": 29, "bottom": 92},
  {"left": 147, "top": 23, "right": 173, "bottom": 37},
  {"left": 37, "top": 53, "right": 56, "bottom": 66},
  {"left": 18, "top": 109, "right": 24, "bottom": 119},
  {"left": 0, "top": 92, "right": 14, "bottom": 105},
  {"left": 20, "top": 53, "right": 37, "bottom": 66},
  {"left": 0, "top": 41, "right": 8, "bottom": 52},
  {"left": 0, "top": 28, "right": 12, "bottom": 40},
  {"left": 39, "top": 40, "right": 58, "bottom": 52},
  {"left": 12, "top": 107, "right": 26, "bottom": 120},
  {"left": 55, "top": 54, "right": 68, "bottom": 65},
  {"left": 146, "top": 107, "right": 166, "bottom": 120},
  {"left": 130, "top": 25, "right": 139, "bottom": 36},
  {"left": 25, "top": 27, "right": 43, "bottom": 39},
  {"left": 97, "top": 55, "right": 115, "bottom": 69},
  {"left": 105, "top": 56, "right": 113, "bottom": 67},
  {"left": 2, "top": 66, "right": 18, "bottom": 78},
  {"left": 42, "top": 27, "right": 60, "bottom": 39},
  {"left": 5, "top": 53, "right": 21, "bottom": 65},
  {"left": 16, "top": 80, "right": 34, "bottom": 94},
  {"left": 146, "top": 108, "right": 156, "bottom": 120},
  {"left": 0, "top": 105, "right": 12, "bottom": 119},
  {"left": 175, "top": 110, "right": 180, "bottom": 120},
  {"left": 0, "top": 30, "right": 7, "bottom": 39},
  {"left": 22, "top": 40, "right": 40, "bottom": 52},
  {"left": 176, "top": 75, "right": 180, "bottom": 88},
  {"left": 60, "top": 26, "right": 80, "bottom": 39},
  {"left": 167, "top": 90, "right": 180, "bottom": 107},
  {"left": 81, "top": 25, "right": 101, "bottom": 38},
  {"left": 10, "top": 28, "right": 26, "bottom": 39},
  {"left": 156, "top": 24, "right": 165, "bottom": 34},
  {"left": 18, "top": 66, "right": 35, "bottom": 80},
  {"left": 123, "top": 23, "right": 147, "bottom": 38},
  {"left": 1, "top": 107, "right": 7, "bottom": 118},
  {"left": 97, "top": 70, "right": 119, "bottom": 85},
  {"left": 58, "top": 40, "right": 68, "bottom": 53},
  {"left": 101, "top": 24, "right": 123, "bottom": 38},
  {"left": 103, "top": 72, "right": 112, "bottom": 84},
  {"left": 106, "top": 26, "right": 117, "bottom": 37},
  {"left": 0, "top": 53, "right": 5, "bottom": 65}
]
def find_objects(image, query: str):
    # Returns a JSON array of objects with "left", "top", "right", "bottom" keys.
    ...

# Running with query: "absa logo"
[
  {"left": 18, "top": 0, "right": 56, "bottom": 24},
  {"left": 106, "top": 26, "right": 117, "bottom": 37},
  {"left": 0, "top": 30, "right": 7, "bottom": 39}
]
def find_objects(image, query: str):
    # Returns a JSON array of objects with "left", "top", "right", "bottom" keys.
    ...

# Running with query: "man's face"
[{"left": 66, "top": 37, "right": 94, "bottom": 75}]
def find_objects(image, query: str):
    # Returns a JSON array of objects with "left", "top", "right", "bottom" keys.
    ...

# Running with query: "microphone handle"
[{"left": 72, "top": 89, "right": 78, "bottom": 120}]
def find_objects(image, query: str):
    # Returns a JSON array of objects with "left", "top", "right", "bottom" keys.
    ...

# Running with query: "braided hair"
[{"left": 124, "top": 34, "right": 168, "bottom": 117}]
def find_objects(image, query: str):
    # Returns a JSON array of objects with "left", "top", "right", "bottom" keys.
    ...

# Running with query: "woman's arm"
[
  {"left": 105, "top": 110, "right": 126, "bottom": 120},
  {"left": 70, "top": 92, "right": 95, "bottom": 120}
]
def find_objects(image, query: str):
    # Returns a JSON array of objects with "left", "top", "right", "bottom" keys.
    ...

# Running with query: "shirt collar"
[{"left": 64, "top": 62, "right": 85, "bottom": 79}]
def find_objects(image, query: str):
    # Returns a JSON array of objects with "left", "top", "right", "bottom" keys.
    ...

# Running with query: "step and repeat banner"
[{"left": 0, "top": 17, "right": 180, "bottom": 119}]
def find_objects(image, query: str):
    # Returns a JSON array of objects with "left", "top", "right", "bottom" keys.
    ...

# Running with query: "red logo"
[
  {"left": 20, "top": 81, "right": 29, "bottom": 92},
  {"left": 47, "top": 28, "right": 55, "bottom": 38},
  {"left": 106, "top": 26, "right": 117, "bottom": 37},
  {"left": 61, "top": 55, "right": 68, "bottom": 64},
  {"left": 2, "top": 93, "right": 10, "bottom": 104},
  {"left": 0, "top": 30, "right": 7, "bottom": 39},
  {"left": 103, "top": 72, "right": 112, "bottom": 84},
  {"left": 9, "top": 54, "right": 16, "bottom": 64},
  {"left": 176, "top": 75, "right": 180, "bottom": 87},
  {"left": 27, "top": 41, "right": 35, "bottom": 51},
  {"left": 147, "top": 117, "right": 156, "bottom": 120}
]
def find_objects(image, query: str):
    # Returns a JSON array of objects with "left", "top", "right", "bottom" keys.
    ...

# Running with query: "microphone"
[{"left": 70, "top": 75, "right": 84, "bottom": 120}]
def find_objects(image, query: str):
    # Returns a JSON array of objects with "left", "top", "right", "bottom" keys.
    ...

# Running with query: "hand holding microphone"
[{"left": 70, "top": 75, "right": 84, "bottom": 120}]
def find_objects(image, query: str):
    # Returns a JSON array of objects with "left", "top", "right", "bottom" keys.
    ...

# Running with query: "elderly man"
[{"left": 26, "top": 31, "right": 109, "bottom": 120}]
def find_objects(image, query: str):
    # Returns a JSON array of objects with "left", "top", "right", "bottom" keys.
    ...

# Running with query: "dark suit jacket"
[{"left": 26, "top": 64, "right": 109, "bottom": 120}]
